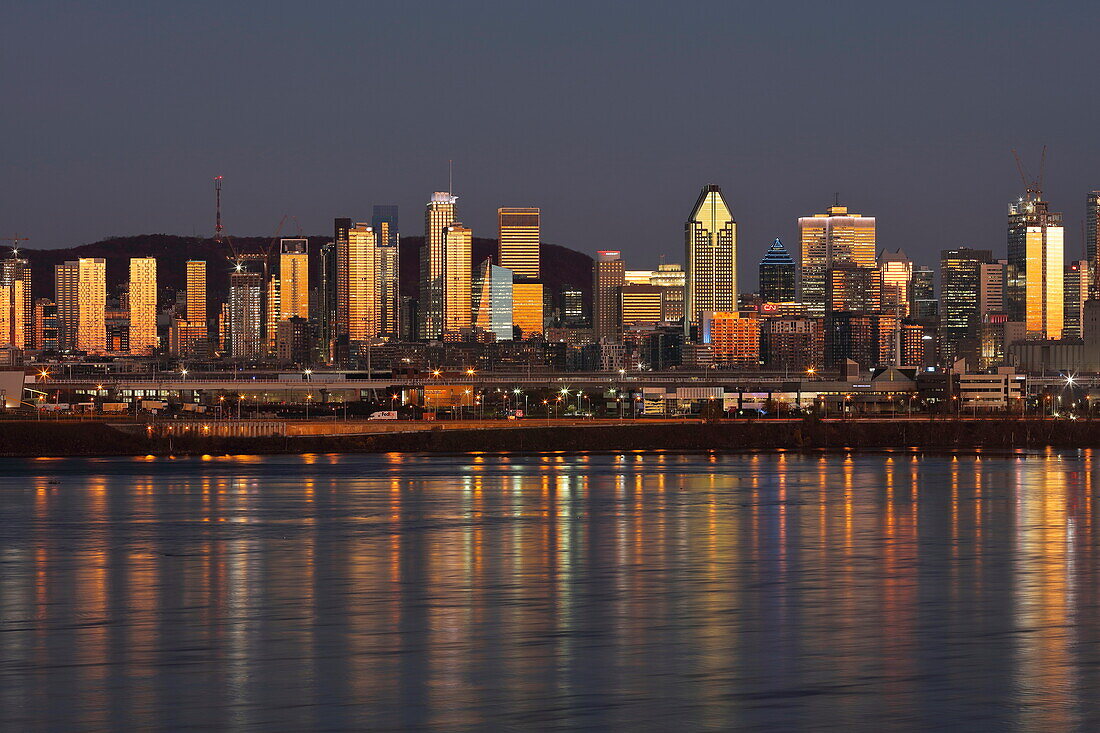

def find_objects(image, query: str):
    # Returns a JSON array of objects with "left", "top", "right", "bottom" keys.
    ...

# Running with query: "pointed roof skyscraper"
[{"left": 759, "top": 238, "right": 797, "bottom": 303}]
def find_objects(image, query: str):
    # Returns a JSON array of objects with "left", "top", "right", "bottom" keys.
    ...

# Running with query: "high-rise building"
[
  {"left": 878, "top": 249, "right": 912, "bottom": 317},
  {"left": 593, "top": 250, "right": 625, "bottom": 341},
  {"left": 761, "top": 317, "right": 823, "bottom": 371},
  {"left": 473, "top": 258, "right": 513, "bottom": 340},
  {"left": 0, "top": 255, "right": 30, "bottom": 349},
  {"left": 33, "top": 299, "right": 58, "bottom": 351},
  {"left": 826, "top": 312, "right": 898, "bottom": 368},
  {"left": 911, "top": 266, "right": 938, "bottom": 320},
  {"left": 442, "top": 223, "right": 472, "bottom": 335},
  {"left": 1007, "top": 195, "right": 1064, "bottom": 339},
  {"left": 186, "top": 260, "right": 206, "bottom": 323},
  {"left": 371, "top": 205, "right": 400, "bottom": 247},
  {"left": 799, "top": 204, "right": 876, "bottom": 317},
  {"left": 278, "top": 239, "right": 309, "bottom": 320},
  {"left": 685, "top": 185, "right": 737, "bottom": 336},
  {"left": 978, "top": 261, "right": 1005, "bottom": 317},
  {"left": 319, "top": 240, "right": 337, "bottom": 361},
  {"left": 55, "top": 258, "right": 106, "bottom": 354},
  {"left": 1065, "top": 260, "right": 1089, "bottom": 339},
  {"left": 498, "top": 208, "right": 540, "bottom": 279},
  {"left": 128, "top": 257, "right": 157, "bottom": 354},
  {"left": 512, "top": 282, "right": 544, "bottom": 338},
  {"left": 759, "top": 238, "right": 796, "bottom": 304},
  {"left": 827, "top": 263, "right": 881, "bottom": 314},
  {"left": 621, "top": 285, "right": 664, "bottom": 328},
  {"left": 940, "top": 248, "right": 992, "bottom": 340},
  {"left": 701, "top": 312, "right": 760, "bottom": 368},
  {"left": 651, "top": 264, "right": 686, "bottom": 322},
  {"left": 228, "top": 268, "right": 263, "bottom": 358},
  {"left": 419, "top": 192, "right": 457, "bottom": 339},
  {"left": 561, "top": 285, "right": 587, "bottom": 327},
  {"left": 336, "top": 221, "right": 377, "bottom": 351},
  {"left": 1087, "top": 192, "right": 1100, "bottom": 297}
]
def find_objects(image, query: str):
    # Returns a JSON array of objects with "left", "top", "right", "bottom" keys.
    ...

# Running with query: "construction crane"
[
  {"left": 214, "top": 175, "right": 224, "bottom": 241},
  {"left": 0, "top": 235, "right": 29, "bottom": 257},
  {"left": 1012, "top": 146, "right": 1046, "bottom": 201}
]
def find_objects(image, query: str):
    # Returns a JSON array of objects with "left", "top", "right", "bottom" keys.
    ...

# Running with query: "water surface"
[{"left": 1, "top": 450, "right": 1097, "bottom": 731}]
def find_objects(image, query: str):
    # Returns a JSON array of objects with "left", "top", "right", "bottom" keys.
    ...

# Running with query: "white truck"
[{"left": 368, "top": 411, "right": 398, "bottom": 420}]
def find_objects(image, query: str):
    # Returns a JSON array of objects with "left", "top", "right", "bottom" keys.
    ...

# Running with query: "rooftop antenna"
[
  {"left": 214, "top": 175, "right": 224, "bottom": 240},
  {"left": 833, "top": 191, "right": 840, "bottom": 207},
  {"left": 448, "top": 159, "right": 453, "bottom": 194}
]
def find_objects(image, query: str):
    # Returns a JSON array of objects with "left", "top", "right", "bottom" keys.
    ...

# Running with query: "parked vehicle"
[{"left": 368, "top": 411, "right": 398, "bottom": 420}]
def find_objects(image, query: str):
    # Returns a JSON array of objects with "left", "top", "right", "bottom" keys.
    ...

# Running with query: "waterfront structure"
[
  {"left": 878, "top": 249, "right": 912, "bottom": 317},
  {"left": 1064, "top": 259, "right": 1089, "bottom": 339},
  {"left": 0, "top": 255, "right": 30, "bottom": 349},
  {"left": 621, "top": 284, "right": 663, "bottom": 327},
  {"left": 940, "top": 248, "right": 993, "bottom": 340},
  {"left": 759, "top": 238, "right": 796, "bottom": 303},
  {"left": 701, "top": 311, "right": 760, "bottom": 368},
  {"left": 473, "top": 258, "right": 513, "bottom": 340},
  {"left": 799, "top": 204, "right": 876, "bottom": 317},
  {"left": 685, "top": 185, "right": 737, "bottom": 336},
  {"left": 228, "top": 267, "right": 263, "bottom": 358},
  {"left": 128, "top": 257, "right": 157, "bottom": 354},
  {"left": 1007, "top": 194, "right": 1064, "bottom": 339},
  {"left": 279, "top": 239, "right": 309, "bottom": 321},
  {"left": 593, "top": 250, "right": 624, "bottom": 341},
  {"left": 1088, "top": 192, "right": 1100, "bottom": 296},
  {"left": 498, "top": 208, "right": 540, "bottom": 279},
  {"left": 419, "top": 192, "right": 457, "bottom": 339},
  {"left": 55, "top": 258, "right": 106, "bottom": 354},
  {"left": 911, "top": 266, "right": 937, "bottom": 320}
]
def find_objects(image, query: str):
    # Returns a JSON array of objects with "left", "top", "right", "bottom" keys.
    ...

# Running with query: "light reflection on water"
[{"left": 0, "top": 450, "right": 1098, "bottom": 730}]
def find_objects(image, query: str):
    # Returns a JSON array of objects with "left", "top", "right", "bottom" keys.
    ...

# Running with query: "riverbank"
[{"left": 5, "top": 418, "right": 1100, "bottom": 456}]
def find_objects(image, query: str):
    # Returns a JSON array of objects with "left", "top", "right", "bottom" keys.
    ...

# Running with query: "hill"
[{"left": 13, "top": 235, "right": 594, "bottom": 310}]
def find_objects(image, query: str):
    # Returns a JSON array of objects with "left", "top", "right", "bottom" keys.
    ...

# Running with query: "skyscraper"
[
  {"left": 473, "top": 258, "right": 513, "bottom": 340},
  {"left": 128, "top": 257, "right": 157, "bottom": 354},
  {"left": 228, "top": 267, "right": 263, "bottom": 358},
  {"left": 498, "top": 208, "right": 540, "bottom": 279},
  {"left": 978, "top": 261, "right": 1006, "bottom": 317},
  {"left": 336, "top": 221, "right": 377, "bottom": 349},
  {"left": 878, "top": 249, "right": 912, "bottom": 317},
  {"left": 1087, "top": 192, "right": 1100, "bottom": 296},
  {"left": 442, "top": 223, "right": 472, "bottom": 335},
  {"left": 186, "top": 260, "right": 206, "bottom": 323},
  {"left": 759, "top": 238, "right": 796, "bottom": 304},
  {"left": 55, "top": 258, "right": 106, "bottom": 354},
  {"left": 0, "top": 255, "right": 30, "bottom": 349},
  {"left": 171, "top": 259, "right": 208, "bottom": 358},
  {"left": 940, "top": 248, "right": 992, "bottom": 340},
  {"left": 319, "top": 240, "right": 337, "bottom": 361},
  {"left": 593, "top": 250, "right": 624, "bottom": 341},
  {"left": 419, "top": 192, "right": 457, "bottom": 339},
  {"left": 685, "top": 185, "right": 736, "bottom": 336},
  {"left": 1065, "top": 260, "right": 1089, "bottom": 339},
  {"left": 799, "top": 204, "right": 876, "bottom": 317},
  {"left": 278, "top": 239, "right": 309, "bottom": 320},
  {"left": 1008, "top": 195, "right": 1064, "bottom": 339},
  {"left": 371, "top": 205, "right": 400, "bottom": 247},
  {"left": 911, "top": 266, "right": 937, "bottom": 320},
  {"left": 371, "top": 206, "right": 400, "bottom": 337}
]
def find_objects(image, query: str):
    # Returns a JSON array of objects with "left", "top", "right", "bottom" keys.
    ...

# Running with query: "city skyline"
[{"left": 3, "top": 2, "right": 1099, "bottom": 276}]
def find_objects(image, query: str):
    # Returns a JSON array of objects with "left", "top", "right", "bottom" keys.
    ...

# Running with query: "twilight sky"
[{"left": 3, "top": 0, "right": 1100, "bottom": 288}]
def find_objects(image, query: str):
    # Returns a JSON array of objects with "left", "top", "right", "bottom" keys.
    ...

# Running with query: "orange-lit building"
[{"left": 701, "top": 311, "right": 760, "bottom": 367}]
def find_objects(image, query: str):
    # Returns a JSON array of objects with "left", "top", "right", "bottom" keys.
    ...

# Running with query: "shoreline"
[{"left": 7, "top": 418, "right": 1100, "bottom": 458}]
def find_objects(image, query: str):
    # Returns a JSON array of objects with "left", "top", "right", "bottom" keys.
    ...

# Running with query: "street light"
[{"left": 304, "top": 368, "right": 313, "bottom": 381}]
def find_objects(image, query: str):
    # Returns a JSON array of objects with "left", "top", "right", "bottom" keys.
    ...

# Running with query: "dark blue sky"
[{"left": 4, "top": 1, "right": 1099, "bottom": 287}]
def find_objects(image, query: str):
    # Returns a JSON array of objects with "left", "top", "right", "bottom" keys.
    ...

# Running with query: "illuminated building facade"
[
  {"left": 55, "top": 258, "right": 106, "bottom": 354},
  {"left": 911, "top": 266, "right": 937, "bottom": 320},
  {"left": 419, "top": 192, "right": 457, "bottom": 339},
  {"left": 128, "top": 257, "right": 157, "bottom": 354},
  {"left": 1007, "top": 196, "right": 1063, "bottom": 339},
  {"left": 1088, "top": 191, "right": 1100, "bottom": 297},
  {"left": 442, "top": 223, "right": 472, "bottom": 335},
  {"left": 940, "top": 248, "right": 992, "bottom": 340},
  {"left": 799, "top": 204, "right": 876, "bottom": 317},
  {"left": 827, "top": 264, "right": 880, "bottom": 314},
  {"left": 561, "top": 285, "right": 587, "bottom": 326},
  {"left": 229, "top": 269, "right": 263, "bottom": 358},
  {"left": 826, "top": 312, "right": 898, "bottom": 368},
  {"left": 33, "top": 299, "right": 58, "bottom": 351},
  {"left": 473, "top": 259, "right": 513, "bottom": 340},
  {"left": 1, "top": 256, "right": 30, "bottom": 349},
  {"left": 685, "top": 185, "right": 737, "bottom": 335},
  {"left": 1064, "top": 260, "right": 1089, "bottom": 339},
  {"left": 979, "top": 261, "right": 1005, "bottom": 317},
  {"left": 878, "top": 249, "right": 912, "bottom": 317},
  {"left": 701, "top": 311, "right": 759, "bottom": 367},
  {"left": 186, "top": 260, "right": 206, "bottom": 323},
  {"left": 621, "top": 284, "right": 664, "bottom": 327},
  {"left": 759, "top": 238, "right": 796, "bottom": 303},
  {"left": 512, "top": 282, "right": 543, "bottom": 337},
  {"left": 336, "top": 220, "right": 377, "bottom": 349},
  {"left": 761, "top": 317, "right": 823, "bottom": 371},
  {"left": 279, "top": 239, "right": 309, "bottom": 320},
  {"left": 593, "top": 250, "right": 624, "bottom": 341},
  {"left": 498, "top": 208, "right": 540, "bottom": 279}
]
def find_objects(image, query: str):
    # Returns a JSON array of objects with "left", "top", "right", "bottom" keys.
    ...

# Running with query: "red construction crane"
[{"left": 0, "top": 235, "right": 29, "bottom": 257}]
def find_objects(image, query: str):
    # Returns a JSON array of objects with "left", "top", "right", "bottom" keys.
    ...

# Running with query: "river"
[{"left": 1, "top": 450, "right": 1097, "bottom": 730}]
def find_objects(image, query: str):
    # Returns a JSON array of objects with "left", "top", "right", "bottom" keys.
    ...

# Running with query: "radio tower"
[{"left": 214, "top": 175, "right": 224, "bottom": 241}]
